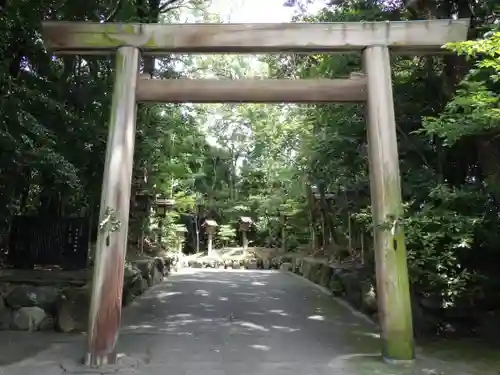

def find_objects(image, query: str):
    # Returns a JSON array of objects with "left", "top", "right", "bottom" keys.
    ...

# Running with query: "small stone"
[
  {"left": 132, "top": 259, "right": 154, "bottom": 281},
  {"left": 361, "top": 282, "right": 378, "bottom": 313},
  {"left": 12, "top": 306, "right": 47, "bottom": 331},
  {"left": 0, "top": 309, "right": 12, "bottom": 330},
  {"left": 39, "top": 316, "right": 55, "bottom": 331},
  {"left": 151, "top": 266, "right": 163, "bottom": 285},
  {"left": 5, "top": 285, "right": 59, "bottom": 313},
  {"left": 154, "top": 257, "right": 166, "bottom": 276},
  {"left": 140, "top": 277, "right": 149, "bottom": 292},
  {"left": 56, "top": 285, "right": 90, "bottom": 333},
  {"left": 280, "top": 262, "right": 292, "bottom": 271},
  {"left": 129, "top": 275, "right": 148, "bottom": 297}
]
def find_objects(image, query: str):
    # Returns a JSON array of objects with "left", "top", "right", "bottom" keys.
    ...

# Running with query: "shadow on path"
[{"left": 0, "top": 269, "right": 499, "bottom": 374}]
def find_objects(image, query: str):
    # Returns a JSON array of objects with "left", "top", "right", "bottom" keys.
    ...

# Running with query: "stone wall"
[
  {"left": 0, "top": 257, "right": 167, "bottom": 332},
  {"left": 289, "top": 256, "right": 448, "bottom": 338},
  {"left": 291, "top": 257, "right": 378, "bottom": 318}
]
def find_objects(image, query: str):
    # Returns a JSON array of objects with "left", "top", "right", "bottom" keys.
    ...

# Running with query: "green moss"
[
  {"left": 103, "top": 33, "right": 130, "bottom": 47},
  {"left": 375, "top": 228, "right": 414, "bottom": 360},
  {"left": 371, "top": 171, "right": 414, "bottom": 360},
  {"left": 77, "top": 33, "right": 119, "bottom": 48},
  {"left": 112, "top": 24, "right": 136, "bottom": 34},
  {"left": 382, "top": 330, "right": 415, "bottom": 360},
  {"left": 383, "top": 173, "right": 404, "bottom": 216},
  {"left": 74, "top": 24, "right": 163, "bottom": 49},
  {"left": 143, "top": 36, "right": 162, "bottom": 48}
]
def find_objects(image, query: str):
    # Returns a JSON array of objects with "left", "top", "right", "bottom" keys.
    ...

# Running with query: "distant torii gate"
[{"left": 41, "top": 19, "right": 469, "bottom": 367}]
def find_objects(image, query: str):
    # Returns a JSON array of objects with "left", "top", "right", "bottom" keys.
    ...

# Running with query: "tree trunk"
[
  {"left": 195, "top": 214, "right": 200, "bottom": 253},
  {"left": 318, "top": 182, "right": 338, "bottom": 253},
  {"left": 477, "top": 137, "right": 500, "bottom": 207},
  {"left": 304, "top": 181, "right": 317, "bottom": 250}
]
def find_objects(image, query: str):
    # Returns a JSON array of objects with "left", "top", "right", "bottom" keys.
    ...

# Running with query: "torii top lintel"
[{"left": 41, "top": 19, "right": 470, "bottom": 55}]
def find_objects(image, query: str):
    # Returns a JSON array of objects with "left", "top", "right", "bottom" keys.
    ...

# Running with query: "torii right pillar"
[{"left": 364, "top": 46, "right": 414, "bottom": 361}]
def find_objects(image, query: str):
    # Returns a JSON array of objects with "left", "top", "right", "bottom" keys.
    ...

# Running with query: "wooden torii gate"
[{"left": 41, "top": 19, "right": 469, "bottom": 367}]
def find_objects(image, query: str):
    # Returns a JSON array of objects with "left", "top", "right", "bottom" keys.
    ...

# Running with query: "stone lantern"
[
  {"left": 310, "top": 189, "right": 335, "bottom": 250},
  {"left": 135, "top": 190, "right": 152, "bottom": 211},
  {"left": 154, "top": 198, "right": 175, "bottom": 243},
  {"left": 239, "top": 216, "right": 253, "bottom": 250},
  {"left": 175, "top": 224, "right": 188, "bottom": 269},
  {"left": 203, "top": 219, "right": 218, "bottom": 256},
  {"left": 154, "top": 198, "right": 175, "bottom": 217}
]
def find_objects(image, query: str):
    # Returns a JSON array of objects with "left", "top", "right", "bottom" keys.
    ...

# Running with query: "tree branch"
[
  {"left": 105, "top": 0, "right": 125, "bottom": 22},
  {"left": 161, "top": 4, "right": 198, "bottom": 13},
  {"left": 158, "top": 0, "right": 185, "bottom": 13}
]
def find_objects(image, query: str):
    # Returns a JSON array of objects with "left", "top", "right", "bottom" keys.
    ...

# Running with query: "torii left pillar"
[{"left": 86, "top": 46, "right": 139, "bottom": 367}]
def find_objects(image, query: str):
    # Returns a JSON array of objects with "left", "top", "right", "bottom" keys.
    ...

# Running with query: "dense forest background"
[{"left": 1, "top": 0, "right": 500, "bottom": 339}]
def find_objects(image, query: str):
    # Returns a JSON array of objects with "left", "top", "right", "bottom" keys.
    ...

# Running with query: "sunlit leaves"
[{"left": 423, "top": 33, "right": 500, "bottom": 145}]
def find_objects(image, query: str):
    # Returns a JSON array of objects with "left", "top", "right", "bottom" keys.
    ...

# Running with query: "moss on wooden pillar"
[{"left": 364, "top": 45, "right": 414, "bottom": 361}]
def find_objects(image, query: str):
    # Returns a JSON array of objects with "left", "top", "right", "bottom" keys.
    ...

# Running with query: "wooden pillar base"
[{"left": 84, "top": 352, "right": 118, "bottom": 367}]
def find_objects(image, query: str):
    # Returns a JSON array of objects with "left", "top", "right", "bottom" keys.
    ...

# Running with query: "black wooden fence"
[{"left": 7, "top": 216, "right": 90, "bottom": 270}]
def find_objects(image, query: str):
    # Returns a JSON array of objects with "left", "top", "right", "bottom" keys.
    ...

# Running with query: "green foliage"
[
  {"left": 216, "top": 224, "right": 237, "bottom": 247},
  {"left": 404, "top": 185, "right": 484, "bottom": 306},
  {"left": 423, "top": 32, "right": 500, "bottom": 145}
]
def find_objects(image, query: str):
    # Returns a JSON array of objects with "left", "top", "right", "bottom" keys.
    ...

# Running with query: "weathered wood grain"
[
  {"left": 135, "top": 78, "right": 367, "bottom": 103},
  {"left": 41, "top": 19, "right": 470, "bottom": 55},
  {"left": 85, "top": 46, "right": 139, "bottom": 367}
]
